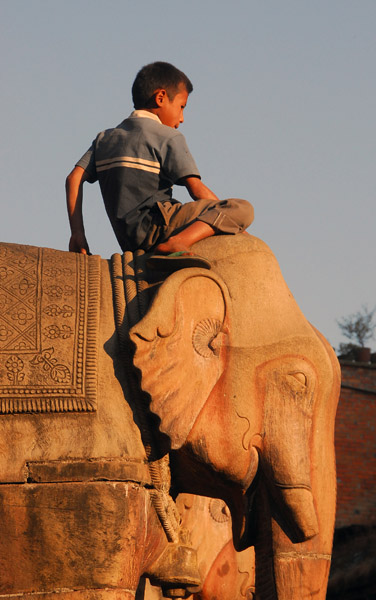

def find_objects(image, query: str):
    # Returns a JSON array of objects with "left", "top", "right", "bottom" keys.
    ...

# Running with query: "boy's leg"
[
  {"left": 155, "top": 221, "right": 215, "bottom": 254},
  {"left": 154, "top": 198, "right": 253, "bottom": 254}
]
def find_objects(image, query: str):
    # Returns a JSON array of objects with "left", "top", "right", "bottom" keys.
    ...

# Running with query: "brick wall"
[{"left": 335, "top": 361, "right": 376, "bottom": 528}]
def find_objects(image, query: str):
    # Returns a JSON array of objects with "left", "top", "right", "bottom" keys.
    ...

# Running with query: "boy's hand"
[{"left": 69, "top": 231, "right": 91, "bottom": 255}]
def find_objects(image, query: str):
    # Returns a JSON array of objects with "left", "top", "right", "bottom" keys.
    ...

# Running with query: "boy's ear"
[{"left": 154, "top": 88, "right": 168, "bottom": 106}]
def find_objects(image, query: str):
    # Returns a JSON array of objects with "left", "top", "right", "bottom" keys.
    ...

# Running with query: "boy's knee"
[
  {"left": 243, "top": 200, "right": 254, "bottom": 229},
  {"left": 228, "top": 198, "right": 254, "bottom": 230}
]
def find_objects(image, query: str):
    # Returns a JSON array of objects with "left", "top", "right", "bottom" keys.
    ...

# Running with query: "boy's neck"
[
  {"left": 143, "top": 107, "right": 163, "bottom": 121},
  {"left": 131, "top": 109, "right": 161, "bottom": 123}
]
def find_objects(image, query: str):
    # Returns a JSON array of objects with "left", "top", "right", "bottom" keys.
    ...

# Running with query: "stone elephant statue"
[
  {"left": 131, "top": 234, "right": 340, "bottom": 599},
  {"left": 0, "top": 234, "right": 340, "bottom": 600}
]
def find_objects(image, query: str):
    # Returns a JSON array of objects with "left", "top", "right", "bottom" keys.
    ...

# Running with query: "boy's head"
[{"left": 132, "top": 61, "right": 193, "bottom": 109}]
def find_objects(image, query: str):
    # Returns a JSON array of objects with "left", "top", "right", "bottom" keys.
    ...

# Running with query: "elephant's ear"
[{"left": 130, "top": 269, "right": 230, "bottom": 450}]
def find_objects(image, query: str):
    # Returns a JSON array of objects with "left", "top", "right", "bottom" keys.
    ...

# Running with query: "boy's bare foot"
[
  {"left": 154, "top": 221, "right": 215, "bottom": 255},
  {"left": 154, "top": 239, "right": 194, "bottom": 255}
]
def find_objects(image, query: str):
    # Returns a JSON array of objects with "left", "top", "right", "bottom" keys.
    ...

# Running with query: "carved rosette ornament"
[
  {"left": 0, "top": 243, "right": 100, "bottom": 414},
  {"left": 192, "top": 319, "right": 222, "bottom": 358},
  {"left": 209, "top": 498, "right": 231, "bottom": 523}
]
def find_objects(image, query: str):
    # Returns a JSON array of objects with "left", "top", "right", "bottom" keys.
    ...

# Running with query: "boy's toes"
[{"left": 154, "top": 242, "right": 192, "bottom": 255}]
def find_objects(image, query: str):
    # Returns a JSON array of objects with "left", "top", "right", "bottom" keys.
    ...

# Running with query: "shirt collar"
[{"left": 129, "top": 109, "right": 161, "bottom": 123}]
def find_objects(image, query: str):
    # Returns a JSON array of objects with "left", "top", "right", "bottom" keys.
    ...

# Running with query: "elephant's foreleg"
[{"left": 255, "top": 346, "right": 339, "bottom": 599}]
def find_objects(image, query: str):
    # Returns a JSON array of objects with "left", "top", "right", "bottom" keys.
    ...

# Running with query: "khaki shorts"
[{"left": 141, "top": 198, "right": 254, "bottom": 251}]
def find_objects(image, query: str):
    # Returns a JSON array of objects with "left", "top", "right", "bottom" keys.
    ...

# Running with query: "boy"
[{"left": 66, "top": 62, "right": 253, "bottom": 269}]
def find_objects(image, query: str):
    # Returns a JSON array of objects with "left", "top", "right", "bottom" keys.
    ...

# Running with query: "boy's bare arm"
[
  {"left": 66, "top": 166, "right": 91, "bottom": 254},
  {"left": 183, "top": 176, "right": 219, "bottom": 201}
]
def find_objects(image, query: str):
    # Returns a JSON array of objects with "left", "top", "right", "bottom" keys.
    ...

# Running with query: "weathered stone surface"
[
  {"left": 0, "top": 244, "right": 165, "bottom": 597},
  {"left": 0, "top": 481, "right": 149, "bottom": 593},
  {"left": 26, "top": 457, "right": 152, "bottom": 485},
  {"left": 0, "top": 235, "right": 340, "bottom": 599},
  {"left": 0, "top": 245, "right": 147, "bottom": 487}
]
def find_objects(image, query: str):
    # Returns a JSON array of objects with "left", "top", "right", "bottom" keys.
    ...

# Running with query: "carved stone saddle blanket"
[{"left": 0, "top": 243, "right": 100, "bottom": 414}]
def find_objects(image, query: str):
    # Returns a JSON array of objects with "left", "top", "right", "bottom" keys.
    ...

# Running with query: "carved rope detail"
[{"left": 111, "top": 250, "right": 180, "bottom": 544}]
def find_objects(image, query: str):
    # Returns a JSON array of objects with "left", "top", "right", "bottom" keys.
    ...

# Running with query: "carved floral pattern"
[
  {"left": 44, "top": 267, "right": 73, "bottom": 278},
  {"left": 0, "top": 243, "right": 100, "bottom": 413},
  {"left": 45, "top": 284, "right": 74, "bottom": 299},
  {"left": 30, "top": 348, "right": 71, "bottom": 383},
  {"left": 15, "top": 255, "right": 36, "bottom": 270},
  {"left": 17, "top": 277, "right": 35, "bottom": 296},
  {"left": 10, "top": 306, "right": 33, "bottom": 326},
  {"left": 44, "top": 304, "right": 73, "bottom": 318},
  {"left": 5, "top": 356, "right": 25, "bottom": 385},
  {"left": 0, "top": 266, "right": 14, "bottom": 280},
  {"left": 43, "top": 324, "right": 72, "bottom": 339},
  {"left": 0, "top": 294, "right": 11, "bottom": 311},
  {"left": 0, "top": 325, "right": 13, "bottom": 343},
  {"left": 13, "top": 341, "right": 31, "bottom": 351}
]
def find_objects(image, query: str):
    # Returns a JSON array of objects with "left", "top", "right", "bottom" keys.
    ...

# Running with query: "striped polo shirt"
[{"left": 76, "top": 111, "right": 200, "bottom": 251}]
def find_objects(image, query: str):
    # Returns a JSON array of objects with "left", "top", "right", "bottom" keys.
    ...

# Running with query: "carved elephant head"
[{"left": 130, "top": 235, "right": 340, "bottom": 598}]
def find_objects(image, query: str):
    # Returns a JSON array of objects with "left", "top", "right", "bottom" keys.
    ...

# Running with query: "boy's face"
[{"left": 157, "top": 85, "right": 189, "bottom": 129}]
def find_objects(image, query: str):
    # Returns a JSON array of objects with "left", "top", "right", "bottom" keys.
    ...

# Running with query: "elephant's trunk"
[
  {"left": 258, "top": 359, "right": 319, "bottom": 542},
  {"left": 273, "top": 486, "right": 319, "bottom": 541}
]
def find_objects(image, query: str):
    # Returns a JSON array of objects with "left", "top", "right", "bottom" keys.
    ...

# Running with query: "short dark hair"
[{"left": 132, "top": 61, "right": 193, "bottom": 109}]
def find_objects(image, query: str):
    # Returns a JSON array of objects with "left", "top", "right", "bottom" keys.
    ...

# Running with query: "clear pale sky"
[{"left": 1, "top": 0, "right": 375, "bottom": 351}]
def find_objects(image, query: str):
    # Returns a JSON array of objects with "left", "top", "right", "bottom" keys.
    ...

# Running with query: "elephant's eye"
[
  {"left": 192, "top": 318, "right": 222, "bottom": 358},
  {"left": 288, "top": 371, "right": 308, "bottom": 387}
]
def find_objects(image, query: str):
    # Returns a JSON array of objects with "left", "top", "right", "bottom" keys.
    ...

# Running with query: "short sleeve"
[
  {"left": 161, "top": 133, "right": 200, "bottom": 184},
  {"left": 75, "top": 142, "right": 98, "bottom": 184}
]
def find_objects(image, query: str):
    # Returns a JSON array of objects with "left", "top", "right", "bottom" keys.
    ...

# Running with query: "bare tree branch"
[{"left": 337, "top": 305, "right": 376, "bottom": 348}]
